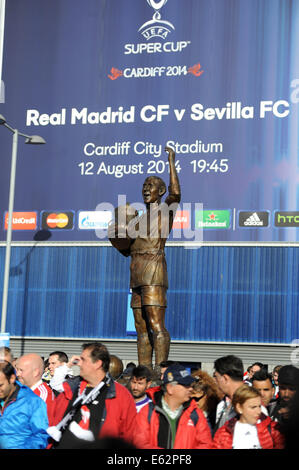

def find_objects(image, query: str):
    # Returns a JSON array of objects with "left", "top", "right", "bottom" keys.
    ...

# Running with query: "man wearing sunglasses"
[{"left": 133, "top": 363, "right": 212, "bottom": 449}]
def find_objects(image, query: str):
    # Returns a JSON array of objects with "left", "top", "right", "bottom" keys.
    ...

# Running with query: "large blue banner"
[{"left": 1, "top": 0, "right": 299, "bottom": 242}]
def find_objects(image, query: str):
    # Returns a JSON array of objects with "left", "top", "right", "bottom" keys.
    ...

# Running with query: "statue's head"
[{"left": 142, "top": 176, "right": 166, "bottom": 204}]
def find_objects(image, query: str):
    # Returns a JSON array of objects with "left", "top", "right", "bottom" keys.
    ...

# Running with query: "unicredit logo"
[
  {"left": 41, "top": 211, "right": 74, "bottom": 230},
  {"left": 4, "top": 211, "right": 37, "bottom": 230}
]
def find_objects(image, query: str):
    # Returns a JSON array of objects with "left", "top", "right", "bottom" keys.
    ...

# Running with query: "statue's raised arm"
[{"left": 164, "top": 146, "right": 181, "bottom": 206}]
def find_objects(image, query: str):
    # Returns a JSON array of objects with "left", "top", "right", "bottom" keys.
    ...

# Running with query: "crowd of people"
[{"left": 0, "top": 343, "right": 298, "bottom": 450}]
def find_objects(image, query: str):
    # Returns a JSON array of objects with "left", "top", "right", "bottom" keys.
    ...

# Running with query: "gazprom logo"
[
  {"left": 139, "top": 0, "right": 175, "bottom": 40},
  {"left": 78, "top": 211, "right": 112, "bottom": 230}
]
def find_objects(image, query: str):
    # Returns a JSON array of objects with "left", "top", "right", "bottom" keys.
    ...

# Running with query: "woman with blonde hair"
[
  {"left": 191, "top": 369, "right": 223, "bottom": 430},
  {"left": 212, "top": 384, "right": 284, "bottom": 449}
]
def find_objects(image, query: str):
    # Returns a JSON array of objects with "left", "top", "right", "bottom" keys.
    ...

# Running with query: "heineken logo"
[{"left": 195, "top": 210, "right": 231, "bottom": 229}]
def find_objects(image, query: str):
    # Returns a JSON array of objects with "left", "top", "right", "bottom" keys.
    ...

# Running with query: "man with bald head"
[{"left": 16, "top": 354, "right": 55, "bottom": 424}]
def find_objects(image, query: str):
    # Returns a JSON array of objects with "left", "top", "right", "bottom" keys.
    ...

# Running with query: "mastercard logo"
[
  {"left": 41, "top": 211, "right": 74, "bottom": 230},
  {"left": 46, "top": 213, "right": 69, "bottom": 228}
]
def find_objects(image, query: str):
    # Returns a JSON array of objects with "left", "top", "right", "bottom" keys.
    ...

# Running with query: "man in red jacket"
[
  {"left": 47, "top": 342, "right": 137, "bottom": 448},
  {"left": 133, "top": 363, "right": 212, "bottom": 449}
]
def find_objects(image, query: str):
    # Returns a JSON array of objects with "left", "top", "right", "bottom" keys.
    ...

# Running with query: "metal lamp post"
[{"left": 0, "top": 114, "right": 45, "bottom": 333}]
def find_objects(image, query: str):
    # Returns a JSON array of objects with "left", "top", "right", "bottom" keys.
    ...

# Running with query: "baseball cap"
[
  {"left": 163, "top": 364, "right": 195, "bottom": 386},
  {"left": 122, "top": 365, "right": 135, "bottom": 376}
]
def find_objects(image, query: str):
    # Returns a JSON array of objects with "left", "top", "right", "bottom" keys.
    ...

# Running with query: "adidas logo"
[
  {"left": 239, "top": 211, "right": 269, "bottom": 228},
  {"left": 244, "top": 212, "right": 263, "bottom": 226}
]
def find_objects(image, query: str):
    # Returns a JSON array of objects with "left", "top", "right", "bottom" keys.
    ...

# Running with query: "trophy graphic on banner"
[{"left": 139, "top": 0, "right": 175, "bottom": 40}]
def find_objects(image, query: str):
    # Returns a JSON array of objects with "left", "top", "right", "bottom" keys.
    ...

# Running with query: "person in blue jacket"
[{"left": 0, "top": 360, "right": 49, "bottom": 449}]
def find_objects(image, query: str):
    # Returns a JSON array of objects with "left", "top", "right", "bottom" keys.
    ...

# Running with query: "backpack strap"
[
  {"left": 147, "top": 401, "right": 155, "bottom": 423},
  {"left": 190, "top": 408, "right": 199, "bottom": 426},
  {"left": 267, "top": 423, "right": 272, "bottom": 435}
]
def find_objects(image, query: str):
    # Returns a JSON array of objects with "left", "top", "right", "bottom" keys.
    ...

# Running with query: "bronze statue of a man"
[{"left": 109, "top": 147, "right": 181, "bottom": 373}]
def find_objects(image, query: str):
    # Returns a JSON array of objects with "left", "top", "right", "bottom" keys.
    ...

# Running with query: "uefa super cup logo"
[
  {"left": 147, "top": 0, "right": 168, "bottom": 9},
  {"left": 139, "top": 0, "right": 175, "bottom": 40}
]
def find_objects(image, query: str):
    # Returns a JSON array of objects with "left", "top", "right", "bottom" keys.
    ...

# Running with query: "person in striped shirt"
[
  {"left": 128, "top": 365, "right": 153, "bottom": 413},
  {"left": 16, "top": 353, "right": 55, "bottom": 424}
]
